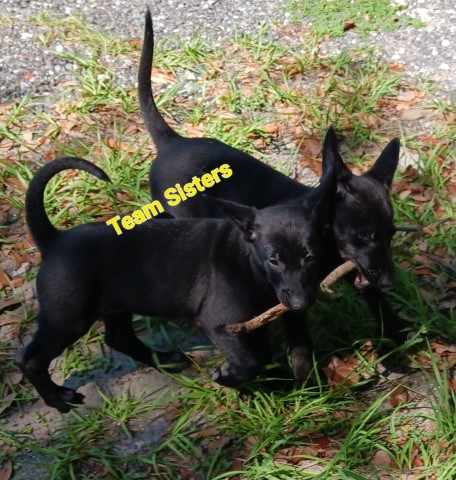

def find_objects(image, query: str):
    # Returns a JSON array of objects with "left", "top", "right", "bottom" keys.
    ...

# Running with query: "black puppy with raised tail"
[
  {"left": 16, "top": 156, "right": 334, "bottom": 412},
  {"left": 138, "top": 8, "right": 407, "bottom": 371}
]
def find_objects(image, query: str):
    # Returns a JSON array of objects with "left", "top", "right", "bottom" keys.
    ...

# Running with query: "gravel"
[
  {"left": 1, "top": 0, "right": 456, "bottom": 102},
  {"left": 0, "top": 0, "right": 290, "bottom": 102},
  {"left": 321, "top": 0, "right": 456, "bottom": 101}
]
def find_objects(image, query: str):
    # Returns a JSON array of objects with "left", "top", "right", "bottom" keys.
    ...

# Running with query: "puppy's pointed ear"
[
  {"left": 367, "top": 138, "right": 400, "bottom": 189},
  {"left": 204, "top": 196, "right": 258, "bottom": 241},
  {"left": 321, "top": 126, "right": 352, "bottom": 197},
  {"left": 304, "top": 130, "right": 337, "bottom": 214}
]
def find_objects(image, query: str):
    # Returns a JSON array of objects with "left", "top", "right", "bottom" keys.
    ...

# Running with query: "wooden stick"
[
  {"left": 320, "top": 260, "right": 356, "bottom": 294},
  {"left": 226, "top": 260, "right": 356, "bottom": 334}
]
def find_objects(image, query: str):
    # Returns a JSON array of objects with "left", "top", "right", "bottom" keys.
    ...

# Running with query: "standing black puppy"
[
  {"left": 138, "top": 9, "right": 407, "bottom": 371},
  {"left": 16, "top": 156, "right": 334, "bottom": 412}
]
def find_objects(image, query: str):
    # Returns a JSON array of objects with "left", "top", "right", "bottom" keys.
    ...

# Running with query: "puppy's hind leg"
[
  {"left": 103, "top": 313, "right": 188, "bottom": 371},
  {"left": 15, "top": 311, "right": 96, "bottom": 413}
]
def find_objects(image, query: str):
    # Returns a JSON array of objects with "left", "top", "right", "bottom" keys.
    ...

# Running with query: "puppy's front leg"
[
  {"left": 361, "top": 286, "right": 410, "bottom": 346},
  {"left": 202, "top": 315, "right": 270, "bottom": 387},
  {"left": 283, "top": 310, "right": 314, "bottom": 385}
]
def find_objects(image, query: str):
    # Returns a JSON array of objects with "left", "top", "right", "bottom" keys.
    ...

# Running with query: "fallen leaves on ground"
[
  {"left": 0, "top": 462, "right": 13, "bottom": 480},
  {"left": 323, "top": 342, "right": 378, "bottom": 388}
]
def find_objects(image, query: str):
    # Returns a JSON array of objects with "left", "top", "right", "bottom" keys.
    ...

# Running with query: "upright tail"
[
  {"left": 138, "top": 7, "right": 179, "bottom": 150},
  {"left": 26, "top": 157, "right": 111, "bottom": 254}
]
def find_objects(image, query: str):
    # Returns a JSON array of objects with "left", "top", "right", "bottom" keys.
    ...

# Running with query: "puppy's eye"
[
  {"left": 269, "top": 252, "right": 280, "bottom": 266},
  {"left": 300, "top": 253, "right": 315, "bottom": 266},
  {"left": 305, "top": 254, "right": 315, "bottom": 263},
  {"left": 358, "top": 233, "right": 373, "bottom": 243}
]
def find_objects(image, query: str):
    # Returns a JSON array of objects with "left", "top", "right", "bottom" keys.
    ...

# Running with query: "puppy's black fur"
[
  {"left": 16, "top": 156, "right": 334, "bottom": 412},
  {"left": 138, "top": 9, "right": 408, "bottom": 368}
]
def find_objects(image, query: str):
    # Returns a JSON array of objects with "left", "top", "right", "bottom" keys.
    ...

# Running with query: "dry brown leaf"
[
  {"left": 276, "top": 106, "right": 298, "bottom": 115},
  {"left": 0, "top": 296, "right": 21, "bottom": 313},
  {"left": 275, "top": 446, "right": 319, "bottom": 465},
  {"left": 6, "top": 177, "right": 25, "bottom": 190},
  {"left": 373, "top": 449, "right": 391, "bottom": 466},
  {"left": 301, "top": 138, "right": 322, "bottom": 157},
  {"left": 0, "top": 314, "right": 23, "bottom": 327},
  {"left": 243, "top": 434, "right": 261, "bottom": 452},
  {"left": 5, "top": 372, "right": 22, "bottom": 385},
  {"left": 389, "top": 385, "right": 409, "bottom": 407},
  {"left": 401, "top": 108, "right": 436, "bottom": 121},
  {"left": 0, "top": 270, "right": 10, "bottom": 289},
  {"left": 151, "top": 69, "right": 176, "bottom": 85},
  {"left": 184, "top": 124, "right": 205, "bottom": 136},
  {"left": 343, "top": 19, "right": 356, "bottom": 31},
  {"left": 189, "top": 428, "right": 221, "bottom": 439},
  {"left": 61, "top": 120, "right": 78, "bottom": 133},
  {"left": 0, "top": 461, "right": 13, "bottom": 480},
  {"left": 322, "top": 355, "right": 361, "bottom": 387},
  {"left": 258, "top": 124, "right": 279, "bottom": 134},
  {"left": 11, "top": 278, "right": 23, "bottom": 287},
  {"left": 411, "top": 194, "right": 428, "bottom": 202},
  {"left": 358, "top": 112, "right": 378, "bottom": 128},
  {"left": 414, "top": 267, "right": 434, "bottom": 276},
  {"left": 397, "top": 91, "right": 417, "bottom": 102},
  {"left": 398, "top": 189, "right": 411, "bottom": 200},
  {"left": 0, "top": 140, "right": 14, "bottom": 151},
  {"left": 60, "top": 80, "right": 80, "bottom": 87},
  {"left": 299, "top": 157, "right": 322, "bottom": 176},
  {"left": 433, "top": 342, "right": 456, "bottom": 354},
  {"left": 105, "top": 139, "right": 131, "bottom": 151},
  {"left": 22, "top": 131, "right": 33, "bottom": 143}
]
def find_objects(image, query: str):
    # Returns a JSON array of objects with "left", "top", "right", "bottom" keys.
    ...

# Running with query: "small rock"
[
  {"left": 77, "top": 382, "right": 104, "bottom": 410},
  {"left": 398, "top": 149, "right": 420, "bottom": 171},
  {"left": 11, "top": 262, "right": 30, "bottom": 278},
  {"left": 0, "top": 258, "right": 18, "bottom": 274},
  {"left": 6, "top": 208, "right": 20, "bottom": 224}
]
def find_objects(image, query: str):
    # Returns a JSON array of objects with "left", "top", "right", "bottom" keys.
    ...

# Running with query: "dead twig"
[
  {"left": 226, "top": 260, "right": 356, "bottom": 334},
  {"left": 320, "top": 260, "right": 356, "bottom": 294}
]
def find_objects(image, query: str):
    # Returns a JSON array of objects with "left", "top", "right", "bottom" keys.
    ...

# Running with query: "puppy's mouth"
[
  {"left": 345, "top": 258, "right": 371, "bottom": 289},
  {"left": 354, "top": 272, "right": 370, "bottom": 289}
]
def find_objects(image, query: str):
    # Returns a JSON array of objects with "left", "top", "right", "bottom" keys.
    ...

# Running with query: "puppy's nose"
[
  {"left": 289, "top": 300, "right": 307, "bottom": 311},
  {"left": 280, "top": 289, "right": 310, "bottom": 310}
]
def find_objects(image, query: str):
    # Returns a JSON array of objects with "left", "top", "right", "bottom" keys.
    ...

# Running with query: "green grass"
[
  {"left": 285, "top": 0, "right": 423, "bottom": 38},
  {"left": 1, "top": 7, "right": 456, "bottom": 480}
]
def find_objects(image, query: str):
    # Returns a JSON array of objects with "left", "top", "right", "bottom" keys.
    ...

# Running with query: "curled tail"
[
  {"left": 138, "top": 7, "right": 179, "bottom": 150},
  {"left": 26, "top": 157, "right": 111, "bottom": 254}
]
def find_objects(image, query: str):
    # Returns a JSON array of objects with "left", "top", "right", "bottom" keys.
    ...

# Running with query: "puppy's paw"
[
  {"left": 290, "top": 345, "right": 313, "bottom": 385},
  {"left": 212, "top": 364, "right": 242, "bottom": 387},
  {"left": 46, "top": 387, "right": 85, "bottom": 413}
]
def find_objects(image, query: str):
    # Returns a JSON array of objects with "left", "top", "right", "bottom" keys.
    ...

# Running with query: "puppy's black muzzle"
[
  {"left": 279, "top": 289, "right": 314, "bottom": 311},
  {"left": 356, "top": 267, "right": 394, "bottom": 289}
]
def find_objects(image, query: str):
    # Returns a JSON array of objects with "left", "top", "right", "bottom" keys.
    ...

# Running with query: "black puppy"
[
  {"left": 138, "top": 9, "right": 407, "bottom": 372},
  {"left": 15, "top": 156, "right": 334, "bottom": 412}
]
